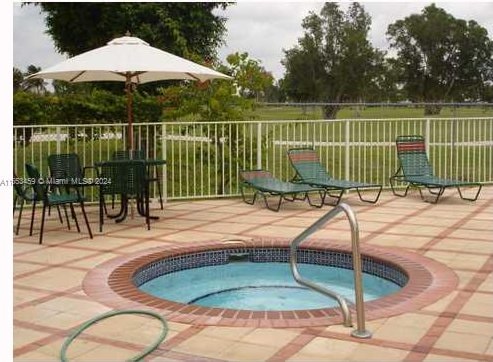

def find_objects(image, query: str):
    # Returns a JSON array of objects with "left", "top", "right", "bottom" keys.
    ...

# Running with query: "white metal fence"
[{"left": 13, "top": 117, "right": 493, "bottom": 201}]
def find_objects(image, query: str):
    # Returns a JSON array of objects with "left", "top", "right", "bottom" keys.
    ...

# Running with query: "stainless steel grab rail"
[{"left": 290, "top": 203, "right": 372, "bottom": 338}]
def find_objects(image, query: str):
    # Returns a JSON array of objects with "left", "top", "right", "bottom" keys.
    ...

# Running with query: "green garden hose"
[{"left": 60, "top": 310, "right": 168, "bottom": 362}]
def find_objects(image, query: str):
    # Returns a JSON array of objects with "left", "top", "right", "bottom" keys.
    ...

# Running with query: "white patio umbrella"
[{"left": 28, "top": 34, "right": 231, "bottom": 149}]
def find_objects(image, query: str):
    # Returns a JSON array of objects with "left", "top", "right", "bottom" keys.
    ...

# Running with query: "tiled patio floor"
[{"left": 13, "top": 187, "right": 493, "bottom": 361}]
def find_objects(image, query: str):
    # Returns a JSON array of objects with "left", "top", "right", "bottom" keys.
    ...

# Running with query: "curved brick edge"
[{"left": 83, "top": 237, "right": 458, "bottom": 328}]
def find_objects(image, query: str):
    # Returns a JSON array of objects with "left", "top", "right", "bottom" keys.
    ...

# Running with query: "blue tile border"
[{"left": 132, "top": 248, "right": 408, "bottom": 288}]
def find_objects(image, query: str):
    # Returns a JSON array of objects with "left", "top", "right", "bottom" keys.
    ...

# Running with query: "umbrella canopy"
[{"left": 28, "top": 35, "right": 231, "bottom": 148}]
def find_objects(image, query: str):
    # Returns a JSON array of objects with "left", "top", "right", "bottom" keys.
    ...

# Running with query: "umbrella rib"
[
  {"left": 114, "top": 71, "right": 147, "bottom": 82},
  {"left": 70, "top": 71, "right": 86, "bottom": 82},
  {"left": 185, "top": 73, "right": 201, "bottom": 81}
]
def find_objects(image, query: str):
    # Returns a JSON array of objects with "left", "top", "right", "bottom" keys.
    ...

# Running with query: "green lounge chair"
[
  {"left": 287, "top": 148, "right": 382, "bottom": 205},
  {"left": 390, "top": 135, "right": 482, "bottom": 203},
  {"left": 239, "top": 169, "right": 326, "bottom": 212}
]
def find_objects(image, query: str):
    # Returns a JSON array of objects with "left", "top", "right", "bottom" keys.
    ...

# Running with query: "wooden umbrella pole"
[{"left": 126, "top": 74, "right": 134, "bottom": 150}]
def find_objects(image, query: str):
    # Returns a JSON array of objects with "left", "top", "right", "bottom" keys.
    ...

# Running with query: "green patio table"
[{"left": 95, "top": 159, "right": 166, "bottom": 225}]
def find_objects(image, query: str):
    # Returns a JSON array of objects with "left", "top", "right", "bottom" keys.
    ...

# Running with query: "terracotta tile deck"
[{"left": 13, "top": 187, "right": 493, "bottom": 361}]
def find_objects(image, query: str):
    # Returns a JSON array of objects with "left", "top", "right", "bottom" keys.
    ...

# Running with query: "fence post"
[
  {"left": 56, "top": 126, "right": 61, "bottom": 154},
  {"left": 257, "top": 122, "right": 262, "bottom": 169},
  {"left": 451, "top": 119, "right": 457, "bottom": 177},
  {"left": 345, "top": 120, "right": 350, "bottom": 181},
  {"left": 425, "top": 118, "right": 430, "bottom": 155},
  {"left": 162, "top": 122, "right": 167, "bottom": 203}
]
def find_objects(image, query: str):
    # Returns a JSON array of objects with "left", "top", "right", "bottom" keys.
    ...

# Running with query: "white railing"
[{"left": 13, "top": 117, "right": 493, "bottom": 201}]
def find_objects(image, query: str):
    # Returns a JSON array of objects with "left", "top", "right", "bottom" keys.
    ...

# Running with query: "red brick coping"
[{"left": 83, "top": 238, "right": 458, "bottom": 328}]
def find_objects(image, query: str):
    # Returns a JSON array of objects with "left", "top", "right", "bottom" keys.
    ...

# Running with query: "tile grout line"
[
  {"left": 416, "top": 198, "right": 493, "bottom": 254},
  {"left": 403, "top": 253, "right": 493, "bottom": 362},
  {"left": 265, "top": 328, "right": 317, "bottom": 361},
  {"left": 400, "top": 199, "right": 493, "bottom": 361}
]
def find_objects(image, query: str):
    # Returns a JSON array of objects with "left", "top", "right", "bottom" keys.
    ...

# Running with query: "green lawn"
[{"left": 252, "top": 105, "right": 493, "bottom": 120}]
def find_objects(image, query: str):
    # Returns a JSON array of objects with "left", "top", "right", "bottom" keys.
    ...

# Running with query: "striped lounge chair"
[
  {"left": 390, "top": 135, "right": 482, "bottom": 203},
  {"left": 287, "top": 148, "right": 382, "bottom": 205}
]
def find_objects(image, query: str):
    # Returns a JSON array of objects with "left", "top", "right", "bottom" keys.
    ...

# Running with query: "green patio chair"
[
  {"left": 48, "top": 152, "right": 104, "bottom": 217},
  {"left": 48, "top": 153, "right": 100, "bottom": 188},
  {"left": 13, "top": 170, "right": 58, "bottom": 236},
  {"left": 24, "top": 163, "right": 93, "bottom": 244},
  {"left": 287, "top": 148, "right": 382, "bottom": 205},
  {"left": 239, "top": 169, "right": 326, "bottom": 212},
  {"left": 98, "top": 160, "right": 150, "bottom": 232},
  {"left": 390, "top": 135, "right": 482, "bottom": 203}
]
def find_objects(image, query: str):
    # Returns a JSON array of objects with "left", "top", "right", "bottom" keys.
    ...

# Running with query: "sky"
[{"left": 12, "top": 1, "right": 493, "bottom": 81}]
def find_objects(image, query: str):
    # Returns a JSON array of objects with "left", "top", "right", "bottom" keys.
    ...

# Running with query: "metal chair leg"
[
  {"left": 29, "top": 200, "right": 37, "bottom": 236},
  {"left": 155, "top": 175, "right": 164, "bottom": 210},
  {"left": 69, "top": 203, "right": 81, "bottom": 232},
  {"left": 324, "top": 189, "right": 344, "bottom": 205},
  {"left": 419, "top": 186, "right": 445, "bottom": 203},
  {"left": 260, "top": 192, "right": 283, "bottom": 212},
  {"left": 145, "top": 187, "right": 150, "bottom": 230},
  {"left": 356, "top": 186, "right": 382, "bottom": 204},
  {"left": 240, "top": 185, "right": 257, "bottom": 205},
  {"left": 457, "top": 184, "right": 482, "bottom": 202},
  {"left": 39, "top": 204, "right": 47, "bottom": 245},
  {"left": 56, "top": 205, "right": 64, "bottom": 224},
  {"left": 99, "top": 192, "right": 104, "bottom": 233},
  {"left": 389, "top": 175, "right": 410, "bottom": 197},
  {"left": 306, "top": 191, "right": 326, "bottom": 208},
  {"left": 79, "top": 200, "right": 93, "bottom": 239},
  {"left": 15, "top": 199, "right": 24, "bottom": 235},
  {"left": 63, "top": 205, "right": 71, "bottom": 230}
]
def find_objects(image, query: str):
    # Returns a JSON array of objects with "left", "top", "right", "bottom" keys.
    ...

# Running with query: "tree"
[
  {"left": 364, "top": 59, "right": 401, "bottom": 102},
  {"left": 34, "top": 2, "right": 230, "bottom": 95},
  {"left": 226, "top": 52, "right": 274, "bottom": 101},
  {"left": 281, "top": 2, "right": 385, "bottom": 118},
  {"left": 387, "top": 4, "right": 493, "bottom": 114},
  {"left": 159, "top": 53, "right": 274, "bottom": 194},
  {"left": 160, "top": 52, "right": 273, "bottom": 123},
  {"left": 23, "top": 65, "right": 47, "bottom": 94},
  {"left": 36, "top": 2, "right": 229, "bottom": 60},
  {"left": 264, "top": 80, "right": 287, "bottom": 103},
  {"left": 13, "top": 67, "right": 23, "bottom": 92},
  {"left": 13, "top": 65, "right": 47, "bottom": 94},
  {"left": 484, "top": 83, "right": 493, "bottom": 103}
]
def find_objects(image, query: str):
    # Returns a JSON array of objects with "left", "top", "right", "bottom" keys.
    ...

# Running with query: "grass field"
[{"left": 252, "top": 105, "right": 493, "bottom": 120}]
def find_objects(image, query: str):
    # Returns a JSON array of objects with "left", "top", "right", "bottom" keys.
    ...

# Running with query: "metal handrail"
[{"left": 290, "top": 203, "right": 372, "bottom": 338}]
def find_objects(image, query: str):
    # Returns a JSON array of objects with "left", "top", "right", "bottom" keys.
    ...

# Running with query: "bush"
[{"left": 13, "top": 89, "right": 164, "bottom": 126}]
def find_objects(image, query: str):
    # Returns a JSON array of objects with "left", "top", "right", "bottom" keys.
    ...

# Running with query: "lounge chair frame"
[
  {"left": 240, "top": 169, "right": 326, "bottom": 212},
  {"left": 390, "top": 135, "right": 482, "bottom": 204},
  {"left": 287, "top": 148, "right": 382, "bottom": 205}
]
